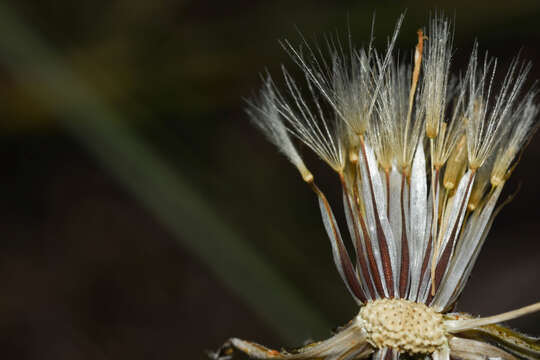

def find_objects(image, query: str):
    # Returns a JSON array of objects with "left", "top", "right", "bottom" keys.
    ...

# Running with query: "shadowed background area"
[{"left": 0, "top": 1, "right": 539, "bottom": 359}]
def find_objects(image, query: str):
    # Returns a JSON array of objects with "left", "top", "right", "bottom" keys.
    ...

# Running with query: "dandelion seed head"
[{"left": 218, "top": 13, "right": 540, "bottom": 360}]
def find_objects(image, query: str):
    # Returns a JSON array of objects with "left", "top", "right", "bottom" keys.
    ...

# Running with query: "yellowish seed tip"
[
  {"left": 490, "top": 175, "right": 503, "bottom": 187},
  {"left": 302, "top": 172, "right": 314, "bottom": 184},
  {"left": 349, "top": 150, "right": 358, "bottom": 164},
  {"left": 406, "top": 28, "right": 424, "bottom": 132},
  {"left": 491, "top": 145, "right": 519, "bottom": 187},
  {"left": 468, "top": 178, "right": 488, "bottom": 212},
  {"left": 426, "top": 121, "right": 439, "bottom": 139},
  {"left": 443, "top": 135, "right": 467, "bottom": 190},
  {"left": 399, "top": 164, "right": 410, "bottom": 178},
  {"left": 297, "top": 163, "right": 314, "bottom": 183}
]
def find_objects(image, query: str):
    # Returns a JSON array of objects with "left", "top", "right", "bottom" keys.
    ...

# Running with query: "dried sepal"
[
  {"left": 211, "top": 322, "right": 373, "bottom": 360},
  {"left": 448, "top": 335, "right": 518, "bottom": 360},
  {"left": 456, "top": 323, "right": 540, "bottom": 360}
]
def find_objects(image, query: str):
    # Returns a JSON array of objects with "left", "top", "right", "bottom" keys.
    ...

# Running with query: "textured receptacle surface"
[{"left": 358, "top": 298, "right": 446, "bottom": 354}]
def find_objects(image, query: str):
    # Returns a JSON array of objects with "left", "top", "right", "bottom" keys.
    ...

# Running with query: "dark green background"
[{"left": 0, "top": 1, "right": 539, "bottom": 359}]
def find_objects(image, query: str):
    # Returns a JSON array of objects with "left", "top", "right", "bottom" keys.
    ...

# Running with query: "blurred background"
[{"left": 1, "top": 0, "right": 539, "bottom": 359}]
